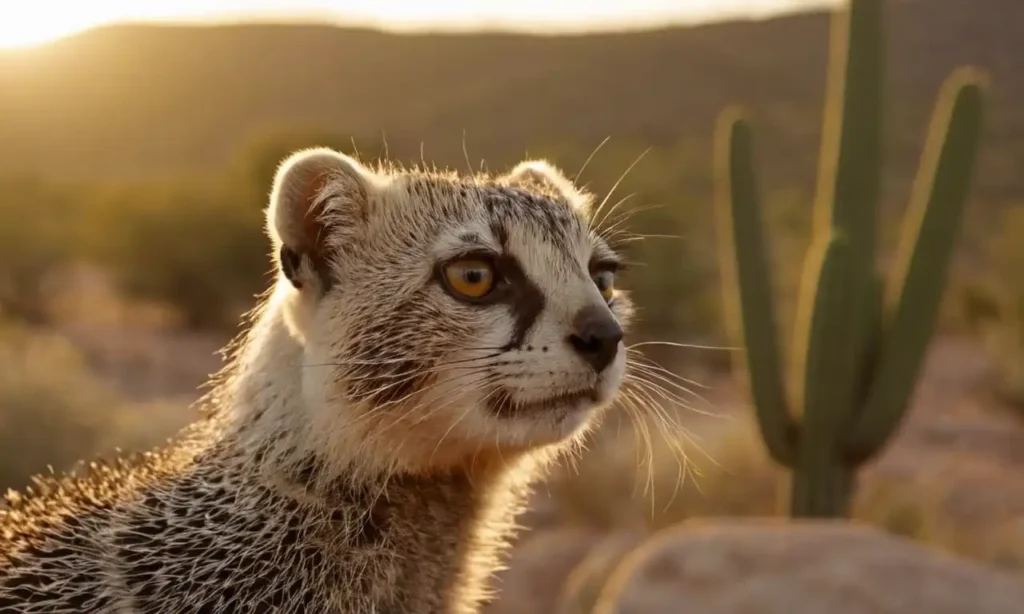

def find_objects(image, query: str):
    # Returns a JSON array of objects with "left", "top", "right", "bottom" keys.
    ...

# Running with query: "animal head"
[{"left": 266, "top": 148, "right": 634, "bottom": 472}]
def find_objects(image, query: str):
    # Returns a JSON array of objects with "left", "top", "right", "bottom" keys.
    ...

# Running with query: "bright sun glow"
[
  {"left": 0, "top": 2, "right": 198, "bottom": 49},
  {"left": 0, "top": 0, "right": 831, "bottom": 50}
]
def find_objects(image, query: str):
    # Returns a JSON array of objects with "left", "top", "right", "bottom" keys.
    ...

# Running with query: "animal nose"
[{"left": 567, "top": 304, "right": 623, "bottom": 373}]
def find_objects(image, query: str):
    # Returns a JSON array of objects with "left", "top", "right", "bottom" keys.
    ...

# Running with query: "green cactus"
[{"left": 713, "top": 0, "right": 986, "bottom": 518}]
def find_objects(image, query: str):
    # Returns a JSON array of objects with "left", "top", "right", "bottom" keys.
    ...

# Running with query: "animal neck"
[{"left": 205, "top": 288, "right": 539, "bottom": 610}]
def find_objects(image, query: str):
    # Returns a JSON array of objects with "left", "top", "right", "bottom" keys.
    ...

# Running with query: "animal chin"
[{"left": 487, "top": 386, "right": 601, "bottom": 417}]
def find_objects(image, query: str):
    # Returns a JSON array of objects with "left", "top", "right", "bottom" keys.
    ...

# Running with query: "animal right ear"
[
  {"left": 504, "top": 160, "right": 576, "bottom": 197},
  {"left": 504, "top": 159, "right": 592, "bottom": 214},
  {"left": 266, "top": 148, "right": 372, "bottom": 291}
]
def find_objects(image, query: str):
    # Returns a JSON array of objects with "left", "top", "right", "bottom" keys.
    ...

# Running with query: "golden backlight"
[
  {"left": 0, "top": 2, "right": 189, "bottom": 49},
  {"left": 0, "top": 0, "right": 824, "bottom": 50}
]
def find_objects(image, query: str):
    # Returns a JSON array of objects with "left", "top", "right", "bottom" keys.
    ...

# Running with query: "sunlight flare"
[{"left": 0, "top": 0, "right": 832, "bottom": 50}]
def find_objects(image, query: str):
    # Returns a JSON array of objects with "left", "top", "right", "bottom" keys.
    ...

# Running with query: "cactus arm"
[
  {"left": 846, "top": 71, "right": 986, "bottom": 459},
  {"left": 792, "top": 234, "right": 859, "bottom": 427},
  {"left": 813, "top": 0, "right": 885, "bottom": 419},
  {"left": 813, "top": 0, "right": 883, "bottom": 252},
  {"left": 790, "top": 234, "right": 859, "bottom": 517},
  {"left": 854, "top": 274, "right": 885, "bottom": 402},
  {"left": 714, "top": 109, "right": 797, "bottom": 467}
]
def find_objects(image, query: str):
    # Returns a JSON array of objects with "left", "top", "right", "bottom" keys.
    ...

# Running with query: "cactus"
[{"left": 714, "top": 0, "right": 986, "bottom": 518}]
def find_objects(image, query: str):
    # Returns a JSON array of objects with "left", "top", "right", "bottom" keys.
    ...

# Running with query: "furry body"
[{"left": 0, "top": 152, "right": 633, "bottom": 613}]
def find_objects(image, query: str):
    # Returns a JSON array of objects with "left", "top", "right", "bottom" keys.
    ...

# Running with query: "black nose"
[{"left": 567, "top": 304, "right": 623, "bottom": 373}]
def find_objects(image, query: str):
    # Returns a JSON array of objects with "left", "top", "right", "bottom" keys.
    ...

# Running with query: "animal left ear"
[
  {"left": 504, "top": 160, "right": 591, "bottom": 213},
  {"left": 266, "top": 147, "right": 374, "bottom": 293}
]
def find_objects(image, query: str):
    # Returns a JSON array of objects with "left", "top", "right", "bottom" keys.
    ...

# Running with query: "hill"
[
  {"left": 0, "top": 0, "right": 1019, "bottom": 207},
  {"left": 0, "top": 0, "right": 1019, "bottom": 346}
]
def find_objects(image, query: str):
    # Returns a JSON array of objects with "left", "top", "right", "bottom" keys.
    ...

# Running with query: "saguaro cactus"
[{"left": 714, "top": 0, "right": 986, "bottom": 517}]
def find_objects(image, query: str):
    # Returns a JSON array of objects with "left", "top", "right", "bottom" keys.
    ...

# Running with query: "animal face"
[{"left": 268, "top": 149, "right": 633, "bottom": 469}]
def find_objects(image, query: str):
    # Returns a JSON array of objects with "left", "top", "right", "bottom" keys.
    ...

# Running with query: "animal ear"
[
  {"left": 266, "top": 147, "right": 372, "bottom": 291},
  {"left": 505, "top": 159, "right": 591, "bottom": 213},
  {"left": 505, "top": 160, "right": 574, "bottom": 193}
]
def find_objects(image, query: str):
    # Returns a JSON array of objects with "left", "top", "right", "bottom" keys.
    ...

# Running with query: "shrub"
[
  {"left": 0, "top": 321, "right": 116, "bottom": 490},
  {"left": 982, "top": 205, "right": 1024, "bottom": 412},
  {"left": 82, "top": 180, "right": 270, "bottom": 331},
  {"left": 0, "top": 320, "right": 194, "bottom": 493},
  {"left": 0, "top": 176, "right": 85, "bottom": 324}
]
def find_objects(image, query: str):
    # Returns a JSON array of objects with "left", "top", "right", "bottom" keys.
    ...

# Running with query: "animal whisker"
[{"left": 591, "top": 147, "right": 651, "bottom": 232}]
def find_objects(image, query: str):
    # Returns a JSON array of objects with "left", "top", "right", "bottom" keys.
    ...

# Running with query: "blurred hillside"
[
  {"left": 0, "top": 0, "right": 1017, "bottom": 343},
  {"left": 0, "top": 0, "right": 1020, "bottom": 201},
  {"left": 0, "top": 0, "right": 1018, "bottom": 422},
  {"left": 0, "top": 0, "right": 1016, "bottom": 407}
]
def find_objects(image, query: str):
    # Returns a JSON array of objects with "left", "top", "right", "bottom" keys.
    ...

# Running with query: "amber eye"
[
  {"left": 443, "top": 258, "right": 496, "bottom": 300},
  {"left": 593, "top": 269, "right": 616, "bottom": 302}
]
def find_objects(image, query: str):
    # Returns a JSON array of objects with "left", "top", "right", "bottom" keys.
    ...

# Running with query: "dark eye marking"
[
  {"left": 497, "top": 255, "right": 545, "bottom": 350},
  {"left": 589, "top": 258, "right": 622, "bottom": 274},
  {"left": 432, "top": 248, "right": 544, "bottom": 351}
]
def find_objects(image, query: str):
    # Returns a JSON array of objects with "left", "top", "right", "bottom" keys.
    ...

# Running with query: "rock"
[
  {"left": 594, "top": 518, "right": 1024, "bottom": 614},
  {"left": 557, "top": 531, "right": 648, "bottom": 614},
  {"left": 483, "top": 527, "right": 606, "bottom": 614}
]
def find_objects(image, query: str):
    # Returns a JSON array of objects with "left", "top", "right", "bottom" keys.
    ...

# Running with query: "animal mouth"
[{"left": 487, "top": 386, "right": 600, "bottom": 417}]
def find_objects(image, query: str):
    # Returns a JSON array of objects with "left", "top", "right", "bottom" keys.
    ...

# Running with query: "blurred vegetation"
[
  {"left": 0, "top": 320, "right": 117, "bottom": 488},
  {"left": 83, "top": 179, "right": 269, "bottom": 330},
  {"left": 969, "top": 205, "right": 1024, "bottom": 414},
  {"left": 546, "top": 412, "right": 1024, "bottom": 578},
  {"left": 0, "top": 177, "right": 86, "bottom": 324},
  {"left": 0, "top": 320, "right": 192, "bottom": 491}
]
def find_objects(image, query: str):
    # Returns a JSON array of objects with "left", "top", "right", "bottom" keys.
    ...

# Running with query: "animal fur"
[{"left": 0, "top": 150, "right": 634, "bottom": 613}]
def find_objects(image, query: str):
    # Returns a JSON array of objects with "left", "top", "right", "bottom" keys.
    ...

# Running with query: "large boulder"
[
  {"left": 593, "top": 519, "right": 1024, "bottom": 614},
  {"left": 483, "top": 528, "right": 610, "bottom": 614},
  {"left": 557, "top": 532, "right": 648, "bottom": 614}
]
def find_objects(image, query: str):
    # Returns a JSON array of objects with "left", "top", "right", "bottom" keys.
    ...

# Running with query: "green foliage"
[
  {"left": 714, "top": 0, "right": 986, "bottom": 517},
  {"left": 0, "top": 177, "right": 85, "bottom": 324},
  {"left": 82, "top": 180, "right": 270, "bottom": 330},
  {"left": 976, "top": 205, "right": 1024, "bottom": 412}
]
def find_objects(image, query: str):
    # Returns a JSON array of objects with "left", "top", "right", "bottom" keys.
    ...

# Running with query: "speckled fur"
[{"left": 0, "top": 150, "right": 634, "bottom": 613}]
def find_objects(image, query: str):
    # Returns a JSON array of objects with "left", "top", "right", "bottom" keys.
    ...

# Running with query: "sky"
[{"left": 0, "top": 0, "right": 836, "bottom": 49}]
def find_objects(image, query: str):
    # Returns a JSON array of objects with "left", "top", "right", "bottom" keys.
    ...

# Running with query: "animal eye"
[
  {"left": 443, "top": 258, "right": 496, "bottom": 300},
  {"left": 592, "top": 269, "right": 616, "bottom": 302}
]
